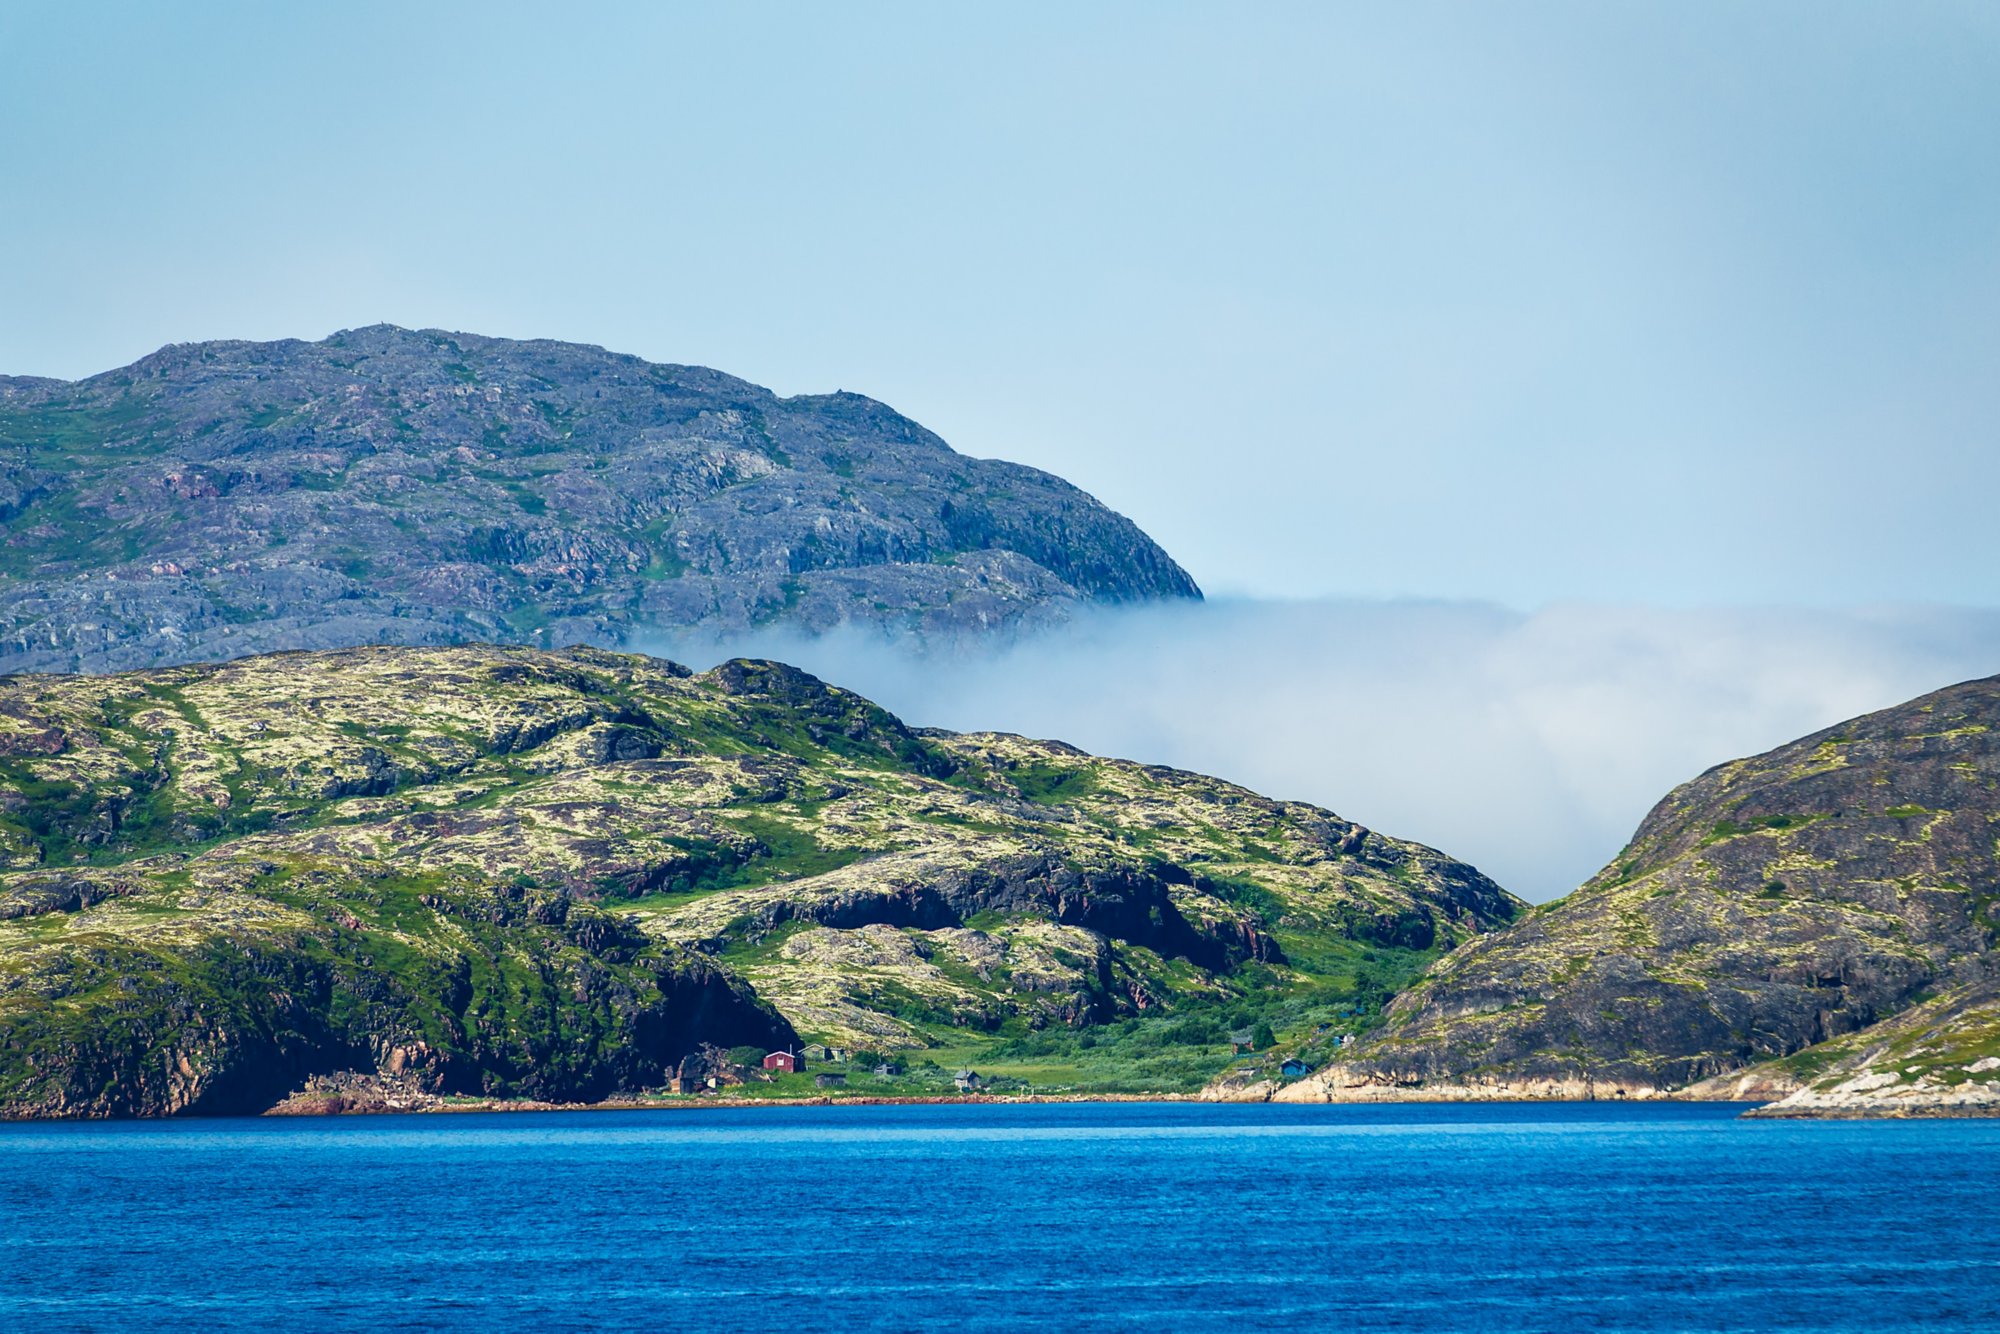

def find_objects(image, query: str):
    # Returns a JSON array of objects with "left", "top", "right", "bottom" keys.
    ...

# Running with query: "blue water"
[{"left": 2, "top": 1101, "right": 1996, "bottom": 1332}]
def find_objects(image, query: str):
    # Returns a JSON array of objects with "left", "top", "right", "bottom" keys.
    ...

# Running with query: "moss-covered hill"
[
  {"left": 0, "top": 644, "right": 1520, "bottom": 1117},
  {"left": 1280, "top": 674, "right": 2000, "bottom": 1104}
]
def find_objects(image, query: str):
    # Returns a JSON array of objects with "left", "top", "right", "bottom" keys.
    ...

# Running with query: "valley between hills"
[{"left": 3, "top": 329, "right": 1997, "bottom": 1120}]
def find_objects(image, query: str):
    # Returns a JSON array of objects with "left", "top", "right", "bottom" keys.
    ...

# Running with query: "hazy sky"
[
  {"left": 6, "top": 2, "right": 1997, "bottom": 606},
  {"left": 644, "top": 600, "right": 2000, "bottom": 901}
]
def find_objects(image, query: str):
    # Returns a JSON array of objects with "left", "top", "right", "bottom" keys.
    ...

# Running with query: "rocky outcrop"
[
  {"left": 0, "top": 643, "right": 1518, "bottom": 1116},
  {"left": 0, "top": 326, "right": 1199, "bottom": 674},
  {"left": 1280, "top": 673, "right": 2000, "bottom": 1102},
  {"left": 1741, "top": 976, "right": 2000, "bottom": 1117},
  {"left": 1271, "top": 1072, "right": 1672, "bottom": 1104},
  {"left": 696, "top": 851, "right": 1282, "bottom": 971}
]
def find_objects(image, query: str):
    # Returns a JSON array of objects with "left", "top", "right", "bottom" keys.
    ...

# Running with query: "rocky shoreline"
[
  {"left": 1201, "top": 1060, "right": 2000, "bottom": 1117},
  {"left": 55, "top": 1065, "right": 2000, "bottom": 1120},
  {"left": 264, "top": 1089, "right": 2000, "bottom": 1119},
  {"left": 1268, "top": 1073, "right": 1679, "bottom": 1105},
  {"left": 1742, "top": 1070, "right": 2000, "bottom": 1119},
  {"left": 262, "top": 1079, "right": 1198, "bottom": 1119}
]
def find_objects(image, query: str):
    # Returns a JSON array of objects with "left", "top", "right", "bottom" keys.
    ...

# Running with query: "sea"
[{"left": 1, "top": 1101, "right": 1994, "bottom": 1331}]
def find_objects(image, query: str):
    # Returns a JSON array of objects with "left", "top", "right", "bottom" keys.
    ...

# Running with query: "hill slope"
[
  {"left": 0, "top": 326, "right": 1198, "bottom": 674},
  {"left": 0, "top": 644, "right": 1518, "bottom": 1117},
  {"left": 1272, "top": 674, "right": 2000, "bottom": 1105},
  {"left": 1737, "top": 977, "right": 2000, "bottom": 1116}
]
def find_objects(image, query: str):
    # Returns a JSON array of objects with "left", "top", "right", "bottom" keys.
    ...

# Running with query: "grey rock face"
[{"left": 0, "top": 326, "right": 1198, "bottom": 673}]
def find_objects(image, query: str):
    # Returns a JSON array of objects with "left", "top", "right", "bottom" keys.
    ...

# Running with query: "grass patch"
[{"left": 1008, "top": 760, "right": 1098, "bottom": 805}]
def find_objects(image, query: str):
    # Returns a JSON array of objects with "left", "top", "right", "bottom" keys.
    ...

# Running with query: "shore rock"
[{"left": 1743, "top": 978, "right": 2000, "bottom": 1117}]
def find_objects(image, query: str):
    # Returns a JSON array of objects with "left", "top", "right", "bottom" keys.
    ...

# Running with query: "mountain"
[
  {"left": 0, "top": 644, "right": 1519, "bottom": 1117},
  {"left": 1266, "top": 674, "right": 2000, "bottom": 1109},
  {"left": 0, "top": 327, "right": 1199, "bottom": 674}
]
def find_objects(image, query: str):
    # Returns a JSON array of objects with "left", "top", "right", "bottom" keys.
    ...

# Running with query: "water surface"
[{"left": 2, "top": 1101, "right": 1994, "bottom": 1331}]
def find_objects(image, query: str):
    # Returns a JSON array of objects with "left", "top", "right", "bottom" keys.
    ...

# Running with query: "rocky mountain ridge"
[{"left": 0, "top": 326, "right": 1198, "bottom": 674}]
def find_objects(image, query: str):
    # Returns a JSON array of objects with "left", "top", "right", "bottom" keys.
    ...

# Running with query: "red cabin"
[{"left": 762, "top": 1050, "right": 801, "bottom": 1073}]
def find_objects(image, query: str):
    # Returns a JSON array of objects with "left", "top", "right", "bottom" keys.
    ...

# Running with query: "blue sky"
[{"left": 5, "top": 2, "right": 1997, "bottom": 606}]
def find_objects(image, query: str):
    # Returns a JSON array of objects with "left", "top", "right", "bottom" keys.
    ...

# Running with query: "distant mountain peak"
[{"left": 0, "top": 330, "right": 1198, "bottom": 674}]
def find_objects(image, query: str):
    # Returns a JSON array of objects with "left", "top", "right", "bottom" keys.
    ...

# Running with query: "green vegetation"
[
  {"left": 642, "top": 545, "right": 689, "bottom": 581},
  {"left": 1708, "top": 813, "right": 1809, "bottom": 840},
  {"left": 1007, "top": 760, "right": 1098, "bottom": 805},
  {"left": 0, "top": 644, "right": 1519, "bottom": 1116}
]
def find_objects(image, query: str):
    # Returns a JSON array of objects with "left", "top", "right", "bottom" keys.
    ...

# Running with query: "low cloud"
[{"left": 629, "top": 599, "right": 2000, "bottom": 902}]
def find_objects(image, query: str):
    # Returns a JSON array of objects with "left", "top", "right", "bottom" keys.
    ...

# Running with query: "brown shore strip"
[
  {"left": 257, "top": 1086, "right": 1996, "bottom": 1120},
  {"left": 48, "top": 1088, "right": 1989, "bottom": 1120},
  {"left": 262, "top": 1090, "right": 1203, "bottom": 1118}
]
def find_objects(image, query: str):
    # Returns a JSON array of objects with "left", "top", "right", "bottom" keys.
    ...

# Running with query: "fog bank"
[{"left": 631, "top": 600, "right": 2000, "bottom": 902}]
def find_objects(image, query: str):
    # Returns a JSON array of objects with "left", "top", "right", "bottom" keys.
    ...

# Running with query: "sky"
[
  {"left": 5, "top": 1, "right": 1997, "bottom": 606},
  {"left": 6, "top": 3, "right": 1999, "bottom": 896}
]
